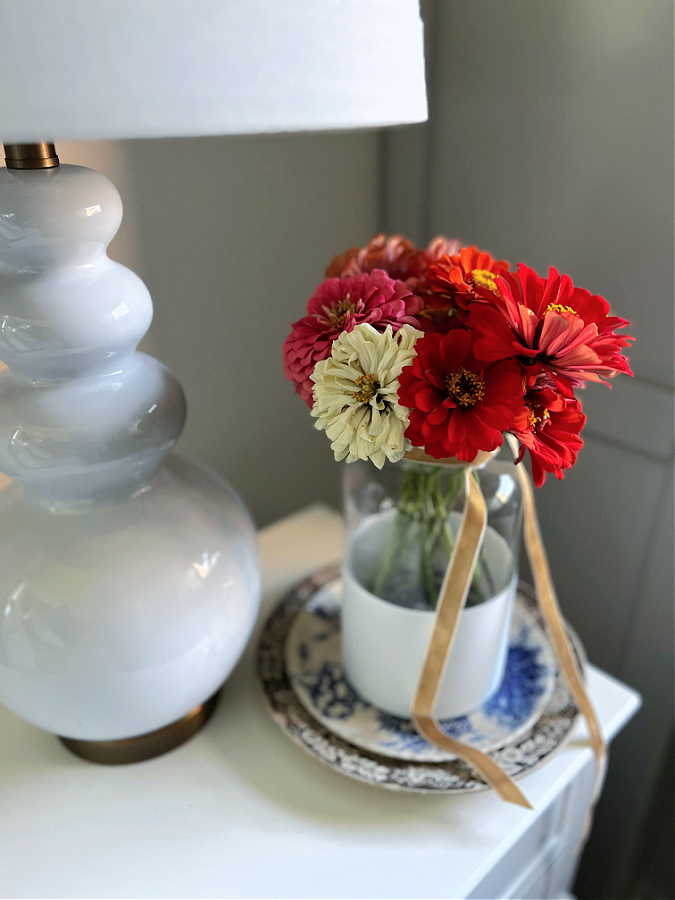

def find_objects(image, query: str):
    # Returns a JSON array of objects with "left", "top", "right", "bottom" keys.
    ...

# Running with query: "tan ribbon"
[
  {"left": 506, "top": 435, "right": 607, "bottom": 837},
  {"left": 410, "top": 457, "right": 532, "bottom": 809},
  {"left": 409, "top": 440, "right": 606, "bottom": 815}
]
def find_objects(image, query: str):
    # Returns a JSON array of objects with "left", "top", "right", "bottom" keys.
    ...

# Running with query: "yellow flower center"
[
  {"left": 471, "top": 269, "right": 498, "bottom": 290},
  {"left": 528, "top": 405, "right": 551, "bottom": 431},
  {"left": 546, "top": 303, "right": 576, "bottom": 315},
  {"left": 352, "top": 373, "right": 380, "bottom": 405},
  {"left": 327, "top": 296, "right": 357, "bottom": 329},
  {"left": 445, "top": 368, "right": 485, "bottom": 407}
]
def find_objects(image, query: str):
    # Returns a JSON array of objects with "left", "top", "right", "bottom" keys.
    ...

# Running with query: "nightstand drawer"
[{"left": 468, "top": 756, "right": 598, "bottom": 899}]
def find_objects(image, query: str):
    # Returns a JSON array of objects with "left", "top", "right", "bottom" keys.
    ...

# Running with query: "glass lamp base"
[{"left": 59, "top": 690, "right": 220, "bottom": 765}]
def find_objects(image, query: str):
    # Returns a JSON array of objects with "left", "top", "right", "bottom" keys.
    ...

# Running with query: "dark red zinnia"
[
  {"left": 398, "top": 329, "right": 525, "bottom": 461},
  {"left": 510, "top": 384, "right": 586, "bottom": 486}
]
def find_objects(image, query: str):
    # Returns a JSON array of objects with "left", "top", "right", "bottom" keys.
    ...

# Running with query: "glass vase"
[{"left": 342, "top": 452, "right": 523, "bottom": 718}]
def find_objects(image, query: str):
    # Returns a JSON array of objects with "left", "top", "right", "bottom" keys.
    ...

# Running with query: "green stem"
[{"left": 368, "top": 461, "right": 496, "bottom": 610}]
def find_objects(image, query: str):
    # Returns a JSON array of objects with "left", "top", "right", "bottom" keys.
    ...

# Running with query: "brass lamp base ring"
[{"left": 59, "top": 691, "right": 220, "bottom": 765}]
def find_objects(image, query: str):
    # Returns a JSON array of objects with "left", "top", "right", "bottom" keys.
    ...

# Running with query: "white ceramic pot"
[{"left": 342, "top": 511, "right": 517, "bottom": 719}]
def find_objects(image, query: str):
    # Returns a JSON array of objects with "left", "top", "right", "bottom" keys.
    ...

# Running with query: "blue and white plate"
[
  {"left": 257, "top": 564, "right": 583, "bottom": 794},
  {"left": 285, "top": 579, "right": 557, "bottom": 763}
]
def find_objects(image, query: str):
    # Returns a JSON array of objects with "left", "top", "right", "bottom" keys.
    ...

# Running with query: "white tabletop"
[{"left": 0, "top": 505, "right": 641, "bottom": 900}]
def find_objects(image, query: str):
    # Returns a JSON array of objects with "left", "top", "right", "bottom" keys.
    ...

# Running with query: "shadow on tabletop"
[{"left": 196, "top": 648, "right": 495, "bottom": 840}]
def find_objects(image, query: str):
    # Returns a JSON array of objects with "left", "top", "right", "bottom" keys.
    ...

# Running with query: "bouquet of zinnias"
[
  {"left": 283, "top": 236, "right": 630, "bottom": 807},
  {"left": 283, "top": 234, "right": 633, "bottom": 485}
]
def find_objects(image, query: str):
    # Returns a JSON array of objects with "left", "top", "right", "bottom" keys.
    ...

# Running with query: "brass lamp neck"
[{"left": 4, "top": 142, "right": 59, "bottom": 169}]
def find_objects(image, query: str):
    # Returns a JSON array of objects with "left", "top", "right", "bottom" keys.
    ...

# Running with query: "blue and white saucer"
[
  {"left": 257, "top": 564, "right": 583, "bottom": 794},
  {"left": 285, "top": 580, "right": 557, "bottom": 764}
]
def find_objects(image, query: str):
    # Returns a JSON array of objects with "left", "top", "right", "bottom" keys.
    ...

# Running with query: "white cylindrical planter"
[{"left": 342, "top": 511, "right": 517, "bottom": 719}]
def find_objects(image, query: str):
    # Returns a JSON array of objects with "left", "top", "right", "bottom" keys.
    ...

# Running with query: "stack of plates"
[{"left": 257, "top": 564, "right": 582, "bottom": 794}]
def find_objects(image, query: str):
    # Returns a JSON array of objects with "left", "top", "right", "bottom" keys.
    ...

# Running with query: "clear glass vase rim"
[{"left": 402, "top": 447, "right": 500, "bottom": 470}]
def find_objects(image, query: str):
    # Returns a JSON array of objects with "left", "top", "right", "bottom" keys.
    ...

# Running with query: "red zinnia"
[
  {"left": 471, "top": 264, "right": 634, "bottom": 396},
  {"left": 424, "top": 235, "right": 464, "bottom": 265},
  {"left": 283, "top": 270, "right": 423, "bottom": 406},
  {"left": 398, "top": 329, "right": 525, "bottom": 462},
  {"left": 510, "top": 384, "right": 586, "bottom": 487},
  {"left": 419, "top": 245, "right": 510, "bottom": 332}
]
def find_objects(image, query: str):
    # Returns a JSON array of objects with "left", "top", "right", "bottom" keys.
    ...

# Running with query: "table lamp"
[{"left": 0, "top": 0, "right": 427, "bottom": 763}]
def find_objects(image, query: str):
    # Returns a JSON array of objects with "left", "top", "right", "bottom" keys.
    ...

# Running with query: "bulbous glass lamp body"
[
  {"left": 0, "top": 163, "right": 259, "bottom": 740},
  {"left": 0, "top": 457, "right": 258, "bottom": 739}
]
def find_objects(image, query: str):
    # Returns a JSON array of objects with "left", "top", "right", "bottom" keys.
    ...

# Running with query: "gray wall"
[{"left": 61, "top": 131, "right": 382, "bottom": 527}]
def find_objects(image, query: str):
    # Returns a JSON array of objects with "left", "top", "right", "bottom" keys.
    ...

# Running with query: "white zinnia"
[{"left": 311, "top": 323, "right": 422, "bottom": 469}]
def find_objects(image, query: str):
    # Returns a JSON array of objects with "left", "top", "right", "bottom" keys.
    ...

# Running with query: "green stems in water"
[
  {"left": 371, "top": 462, "right": 495, "bottom": 610},
  {"left": 372, "top": 463, "right": 460, "bottom": 608}
]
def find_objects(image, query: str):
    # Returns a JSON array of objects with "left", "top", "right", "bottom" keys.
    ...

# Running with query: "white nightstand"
[{"left": 0, "top": 505, "right": 641, "bottom": 900}]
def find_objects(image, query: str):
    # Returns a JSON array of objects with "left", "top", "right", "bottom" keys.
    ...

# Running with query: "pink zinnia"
[
  {"left": 283, "top": 270, "right": 423, "bottom": 406},
  {"left": 325, "top": 234, "right": 422, "bottom": 282}
]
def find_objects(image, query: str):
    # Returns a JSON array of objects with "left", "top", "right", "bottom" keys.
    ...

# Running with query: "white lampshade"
[{"left": 0, "top": 0, "right": 427, "bottom": 141}]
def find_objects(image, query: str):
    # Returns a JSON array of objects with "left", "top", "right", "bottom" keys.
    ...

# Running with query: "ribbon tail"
[
  {"left": 413, "top": 715, "right": 533, "bottom": 809},
  {"left": 412, "top": 468, "right": 532, "bottom": 809},
  {"left": 506, "top": 435, "right": 607, "bottom": 836}
]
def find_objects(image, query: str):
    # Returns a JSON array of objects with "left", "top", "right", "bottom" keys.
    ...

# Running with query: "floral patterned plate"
[
  {"left": 285, "top": 578, "right": 557, "bottom": 763},
  {"left": 257, "top": 564, "right": 583, "bottom": 794}
]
